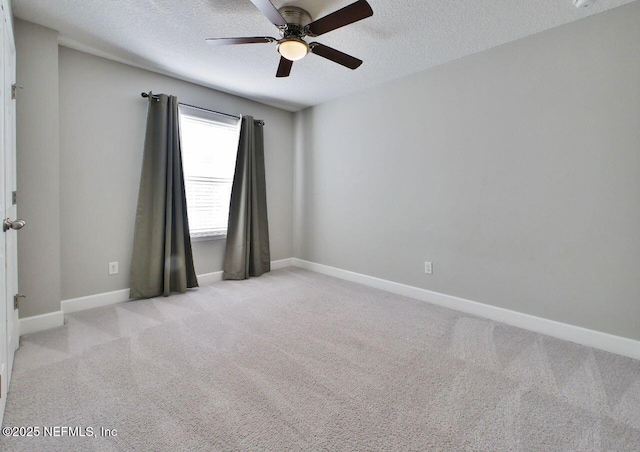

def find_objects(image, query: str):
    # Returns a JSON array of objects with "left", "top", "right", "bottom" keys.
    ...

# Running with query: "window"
[{"left": 178, "top": 105, "right": 240, "bottom": 239}]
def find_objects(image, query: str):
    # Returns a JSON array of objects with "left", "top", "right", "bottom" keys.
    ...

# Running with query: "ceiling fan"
[{"left": 206, "top": 0, "right": 374, "bottom": 78}]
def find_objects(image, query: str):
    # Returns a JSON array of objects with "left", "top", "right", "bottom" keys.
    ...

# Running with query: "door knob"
[{"left": 3, "top": 218, "right": 26, "bottom": 232}]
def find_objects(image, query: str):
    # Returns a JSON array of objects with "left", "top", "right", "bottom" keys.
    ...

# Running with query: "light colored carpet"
[{"left": 1, "top": 267, "right": 639, "bottom": 451}]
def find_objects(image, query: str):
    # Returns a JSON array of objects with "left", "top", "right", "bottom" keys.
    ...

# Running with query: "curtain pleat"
[
  {"left": 223, "top": 117, "right": 271, "bottom": 280},
  {"left": 130, "top": 94, "right": 198, "bottom": 298}
]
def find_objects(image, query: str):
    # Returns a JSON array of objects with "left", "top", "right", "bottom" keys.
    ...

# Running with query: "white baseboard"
[
  {"left": 23, "top": 261, "right": 294, "bottom": 336},
  {"left": 197, "top": 271, "right": 223, "bottom": 286},
  {"left": 61, "top": 288, "right": 131, "bottom": 314},
  {"left": 19, "top": 310, "right": 64, "bottom": 336},
  {"left": 18, "top": 257, "right": 639, "bottom": 360},
  {"left": 196, "top": 259, "right": 292, "bottom": 285},
  {"left": 56, "top": 258, "right": 295, "bottom": 316},
  {"left": 33, "top": 258, "right": 640, "bottom": 360},
  {"left": 291, "top": 258, "right": 640, "bottom": 361},
  {"left": 271, "top": 258, "right": 294, "bottom": 270}
]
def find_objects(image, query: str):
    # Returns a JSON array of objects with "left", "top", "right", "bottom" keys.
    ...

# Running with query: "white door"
[
  {"left": 3, "top": 0, "right": 17, "bottom": 376},
  {"left": 0, "top": 2, "right": 7, "bottom": 423},
  {"left": 1, "top": 0, "right": 18, "bottom": 426}
]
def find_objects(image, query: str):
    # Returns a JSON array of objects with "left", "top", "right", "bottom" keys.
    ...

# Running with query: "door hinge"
[
  {"left": 11, "top": 84, "right": 23, "bottom": 100},
  {"left": 12, "top": 190, "right": 17, "bottom": 205},
  {"left": 14, "top": 294, "right": 25, "bottom": 310}
]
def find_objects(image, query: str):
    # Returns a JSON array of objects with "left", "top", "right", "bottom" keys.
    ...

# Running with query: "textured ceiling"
[{"left": 12, "top": 0, "right": 637, "bottom": 111}]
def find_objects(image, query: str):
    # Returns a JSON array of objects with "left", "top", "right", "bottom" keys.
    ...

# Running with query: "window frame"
[{"left": 178, "top": 104, "right": 241, "bottom": 241}]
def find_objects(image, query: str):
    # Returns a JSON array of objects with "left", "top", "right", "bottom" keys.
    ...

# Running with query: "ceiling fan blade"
[
  {"left": 276, "top": 57, "right": 293, "bottom": 78},
  {"left": 206, "top": 37, "right": 276, "bottom": 46},
  {"left": 249, "top": 0, "right": 288, "bottom": 27},
  {"left": 309, "top": 43, "right": 363, "bottom": 70},
  {"left": 306, "top": 0, "right": 373, "bottom": 36}
]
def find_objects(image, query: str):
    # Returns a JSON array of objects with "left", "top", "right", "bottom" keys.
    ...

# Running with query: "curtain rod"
[{"left": 141, "top": 92, "right": 264, "bottom": 125}]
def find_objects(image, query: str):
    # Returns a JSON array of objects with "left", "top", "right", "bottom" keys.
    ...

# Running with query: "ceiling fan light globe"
[{"left": 278, "top": 39, "right": 308, "bottom": 61}]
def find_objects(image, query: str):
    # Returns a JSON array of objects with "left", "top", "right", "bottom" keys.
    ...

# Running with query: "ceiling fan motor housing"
[
  {"left": 278, "top": 6, "right": 312, "bottom": 37},
  {"left": 278, "top": 6, "right": 312, "bottom": 27}
]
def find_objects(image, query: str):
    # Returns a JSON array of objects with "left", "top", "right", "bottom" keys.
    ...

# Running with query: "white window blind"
[{"left": 178, "top": 105, "right": 240, "bottom": 239}]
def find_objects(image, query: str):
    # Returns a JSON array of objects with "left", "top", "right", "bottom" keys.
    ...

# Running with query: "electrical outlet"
[
  {"left": 109, "top": 262, "right": 119, "bottom": 275},
  {"left": 424, "top": 261, "right": 433, "bottom": 275}
]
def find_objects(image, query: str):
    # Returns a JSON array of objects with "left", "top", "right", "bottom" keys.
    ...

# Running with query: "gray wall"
[
  {"left": 15, "top": 20, "right": 61, "bottom": 318},
  {"left": 294, "top": 3, "right": 640, "bottom": 340},
  {"left": 58, "top": 47, "right": 294, "bottom": 301}
]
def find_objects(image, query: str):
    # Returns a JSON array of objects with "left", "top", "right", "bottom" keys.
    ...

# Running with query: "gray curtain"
[
  {"left": 223, "top": 116, "right": 271, "bottom": 280},
  {"left": 130, "top": 94, "right": 198, "bottom": 298}
]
